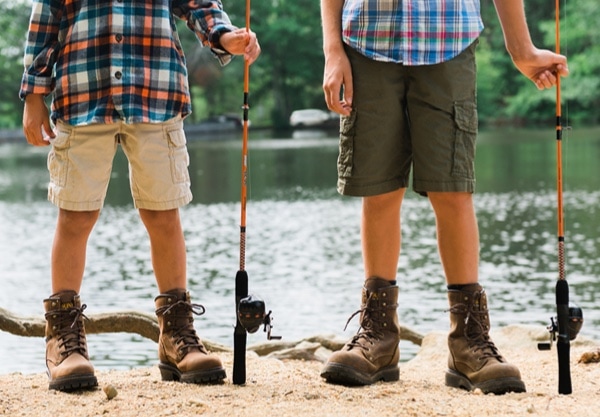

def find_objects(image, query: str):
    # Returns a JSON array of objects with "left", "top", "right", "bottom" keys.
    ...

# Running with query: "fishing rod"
[
  {"left": 537, "top": 0, "right": 583, "bottom": 395},
  {"left": 232, "top": 0, "right": 280, "bottom": 386}
]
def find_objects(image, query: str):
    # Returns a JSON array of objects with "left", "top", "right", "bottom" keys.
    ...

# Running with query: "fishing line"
[
  {"left": 560, "top": 0, "right": 571, "bottom": 236},
  {"left": 537, "top": 0, "right": 583, "bottom": 396},
  {"left": 233, "top": 0, "right": 280, "bottom": 386}
]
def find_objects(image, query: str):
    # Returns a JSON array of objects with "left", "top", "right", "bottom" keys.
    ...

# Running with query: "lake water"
[{"left": 1, "top": 126, "right": 599, "bottom": 375}]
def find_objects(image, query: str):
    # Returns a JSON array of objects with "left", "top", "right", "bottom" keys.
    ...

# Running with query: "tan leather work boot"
[
  {"left": 155, "top": 289, "right": 226, "bottom": 384},
  {"left": 321, "top": 277, "right": 400, "bottom": 385},
  {"left": 446, "top": 284, "right": 526, "bottom": 394},
  {"left": 44, "top": 291, "right": 97, "bottom": 391}
]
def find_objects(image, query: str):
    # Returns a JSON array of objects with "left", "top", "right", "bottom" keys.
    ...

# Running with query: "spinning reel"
[
  {"left": 538, "top": 306, "right": 583, "bottom": 351},
  {"left": 237, "top": 294, "right": 281, "bottom": 340}
]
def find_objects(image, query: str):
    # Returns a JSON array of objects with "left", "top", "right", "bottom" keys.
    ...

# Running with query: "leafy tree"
[
  {"left": 223, "top": 0, "right": 326, "bottom": 129},
  {"left": 0, "top": 0, "right": 598, "bottom": 130},
  {"left": 0, "top": 1, "right": 31, "bottom": 128}
]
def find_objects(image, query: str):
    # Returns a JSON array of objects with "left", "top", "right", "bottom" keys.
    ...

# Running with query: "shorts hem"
[
  {"left": 134, "top": 194, "right": 193, "bottom": 210},
  {"left": 413, "top": 179, "right": 475, "bottom": 194},
  {"left": 337, "top": 179, "right": 408, "bottom": 197},
  {"left": 49, "top": 196, "right": 104, "bottom": 211}
]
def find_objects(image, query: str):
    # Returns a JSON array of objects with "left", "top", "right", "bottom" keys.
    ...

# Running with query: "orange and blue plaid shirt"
[
  {"left": 19, "top": 0, "right": 235, "bottom": 126},
  {"left": 342, "top": 0, "right": 484, "bottom": 65}
]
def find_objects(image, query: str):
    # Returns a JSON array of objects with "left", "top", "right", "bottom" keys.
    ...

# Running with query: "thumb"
[{"left": 42, "top": 120, "right": 55, "bottom": 140}]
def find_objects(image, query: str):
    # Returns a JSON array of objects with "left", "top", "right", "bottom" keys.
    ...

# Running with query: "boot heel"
[
  {"left": 158, "top": 363, "right": 181, "bottom": 381},
  {"left": 380, "top": 366, "right": 400, "bottom": 382},
  {"left": 445, "top": 368, "right": 473, "bottom": 391}
]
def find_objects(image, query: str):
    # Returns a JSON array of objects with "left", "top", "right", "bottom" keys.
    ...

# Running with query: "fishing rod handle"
[
  {"left": 556, "top": 279, "right": 572, "bottom": 394},
  {"left": 233, "top": 270, "right": 249, "bottom": 385}
]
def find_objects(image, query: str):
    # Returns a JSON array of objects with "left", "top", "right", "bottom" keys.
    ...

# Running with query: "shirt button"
[
  {"left": 115, "top": 34, "right": 123, "bottom": 42},
  {"left": 115, "top": 71, "right": 122, "bottom": 80}
]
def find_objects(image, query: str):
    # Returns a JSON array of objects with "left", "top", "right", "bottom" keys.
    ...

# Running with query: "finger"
[
  {"left": 43, "top": 123, "right": 56, "bottom": 141},
  {"left": 24, "top": 129, "right": 44, "bottom": 146},
  {"left": 556, "top": 63, "right": 569, "bottom": 77},
  {"left": 323, "top": 85, "right": 337, "bottom": 113},
  {"left": 343, "top": 77, "right": 353, "bottom": 108},
  {"left": 325, "top": 89, "right": 348, "bottom": 116},
  {"left": 535, "top": 72, "right": 551, "bottom": 90},
  {"left": 245, "top": 40, "right": 260, "bottom": 64}
]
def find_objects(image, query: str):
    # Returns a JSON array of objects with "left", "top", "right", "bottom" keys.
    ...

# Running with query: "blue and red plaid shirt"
[
  {"left": 342, "top": 0, "right": 484, "bottom": 65},
  {"left": 19, "top": 0, "right": 236, "bottom": 126}
]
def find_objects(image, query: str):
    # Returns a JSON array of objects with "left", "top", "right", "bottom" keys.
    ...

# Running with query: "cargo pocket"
[
  {"left": 451, "top": 101, "right": 478, "bottom": 179},
  {"left": 47, "top": 124, "right": 72, "bottom": 188},
  {"left": 338, "top": 110, "right": 356, "bottom": 178},
  {"left": 166, "top": 127, "right": 190, "bottom": 184}
]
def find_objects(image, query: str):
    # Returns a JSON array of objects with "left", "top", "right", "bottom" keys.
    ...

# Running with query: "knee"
[
  {"left": 428, "top": 192, "right": 473, "bottom": 213},
  {"left": 57, "top": 209, "right": 99, "bottom": 234},
  {"left": 139, "top": 208, "right": 180, "bottom": 232}
]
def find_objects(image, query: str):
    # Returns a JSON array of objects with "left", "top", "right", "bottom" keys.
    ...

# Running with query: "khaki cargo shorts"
[
  {"left": 338, "top": 41, "right": 479, "bottom": 196},
  {"left": 47, "top": 116, "right": 192, "bottom": 211}
]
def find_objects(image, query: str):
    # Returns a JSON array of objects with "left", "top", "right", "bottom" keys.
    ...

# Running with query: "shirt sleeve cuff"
[
  {"left": 208, "top": 24, "right": 237, "bottom": 66},
  {"left": 19, "top": 72, "right": 54, "bottom": 100}
]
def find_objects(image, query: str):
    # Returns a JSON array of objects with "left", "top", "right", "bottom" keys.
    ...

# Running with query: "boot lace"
[
  {"left": 54, "top": 304, "right": 89, "bottom": 358},
  {"left": 157, "top": 300, "right": 208, "bottom": 354},
  {"left": 449, "top": 301, "right": 503, "bottom": 361},
  {"left": 343, "top": 295, "right": 388, "bottom": 350}
]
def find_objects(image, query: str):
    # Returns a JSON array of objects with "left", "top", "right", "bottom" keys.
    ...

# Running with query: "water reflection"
[{"left": 0, "top": 127, "right": 599, "bottom": 374}]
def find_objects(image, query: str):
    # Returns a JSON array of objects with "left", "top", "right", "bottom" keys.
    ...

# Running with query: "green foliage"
[
  {"left": 1, "top": 0, "right": 598, "bottom": 129},
  {"left": 225, "top": 0, "right": 325, "bottom": 128},
  {"left": 0, "top": 1, "right": 31, "bottom": 128}
]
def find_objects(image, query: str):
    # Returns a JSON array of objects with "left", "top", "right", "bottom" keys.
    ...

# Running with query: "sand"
[{"left": 1, "top": 325, "right": 599, "bottom": 417}]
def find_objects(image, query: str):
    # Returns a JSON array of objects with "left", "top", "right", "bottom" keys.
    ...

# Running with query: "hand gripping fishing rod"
[
  {"left": 537, "top": 0, "right": 583, "bottom": 395},
  {"left": 233, "top": 0, "right": 280, "bottom": 386}
]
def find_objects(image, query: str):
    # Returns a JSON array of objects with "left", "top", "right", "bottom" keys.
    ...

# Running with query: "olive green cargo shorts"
[{"left": 338, "top": 42, "right": 479, "bottom": 196}]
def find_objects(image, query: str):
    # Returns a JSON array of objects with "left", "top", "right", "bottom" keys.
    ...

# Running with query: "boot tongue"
[
  {"left": 51, "top": 290, "right": 80, "bottom": 310},
  {"left": 471, "top": 290, "right": 487, "bottom": 311},
  {"left": 165, "top": 289, "right": 189, "bottom": 302},
  {"left": 465, "top": 290, "right": 490, "bottom": 338},
  {"left": 362, "top": 278, "right": 393, "bottom": 305},
  {"left": 364, "top": 277, "right": 393, "bottom": 291}
]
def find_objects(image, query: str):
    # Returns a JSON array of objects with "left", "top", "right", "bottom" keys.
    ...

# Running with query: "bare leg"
[
  {"left": 51, "top": 209, "right": 99, "bottom": 294},
  {"left": 361, "top": 188, "right": 405, "bottom": 280},
  {"left": 428, "top": 191, "right": 479, "bottom": 285},
  {"left": 139, "top": 208, "right": 187, "bottom": 292}
]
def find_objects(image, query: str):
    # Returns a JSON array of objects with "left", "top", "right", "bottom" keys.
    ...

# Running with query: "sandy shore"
[{"left": 1, "top": 325, "right": 599, "bottom": 417}]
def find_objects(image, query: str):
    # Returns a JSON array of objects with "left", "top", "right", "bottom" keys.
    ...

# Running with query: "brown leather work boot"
[
  {"left": 321, "top": 277, "right": 400, "bottom": 385},
  {"left": 44, "top": 291, "right": 98, "bottom": 391},
  {"left": 446, "top": 284, "right": 526, "bottom": 394},
  {"left": 155, "top": 289, "right": 226, "bottom": 384}
]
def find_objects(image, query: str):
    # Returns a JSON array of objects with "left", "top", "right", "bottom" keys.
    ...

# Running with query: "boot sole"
[
  {"left": 445, "top": 369, "right": 526, "bottom": 395},
  {"left": 320, "top": 362, "right": 399, "bottom": 386},
  {"left": 159, "top": 362, "right": 226, "bottom": 384},
  {"left": 48, "top": 373, "right": 98, "bottom": 392}
]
